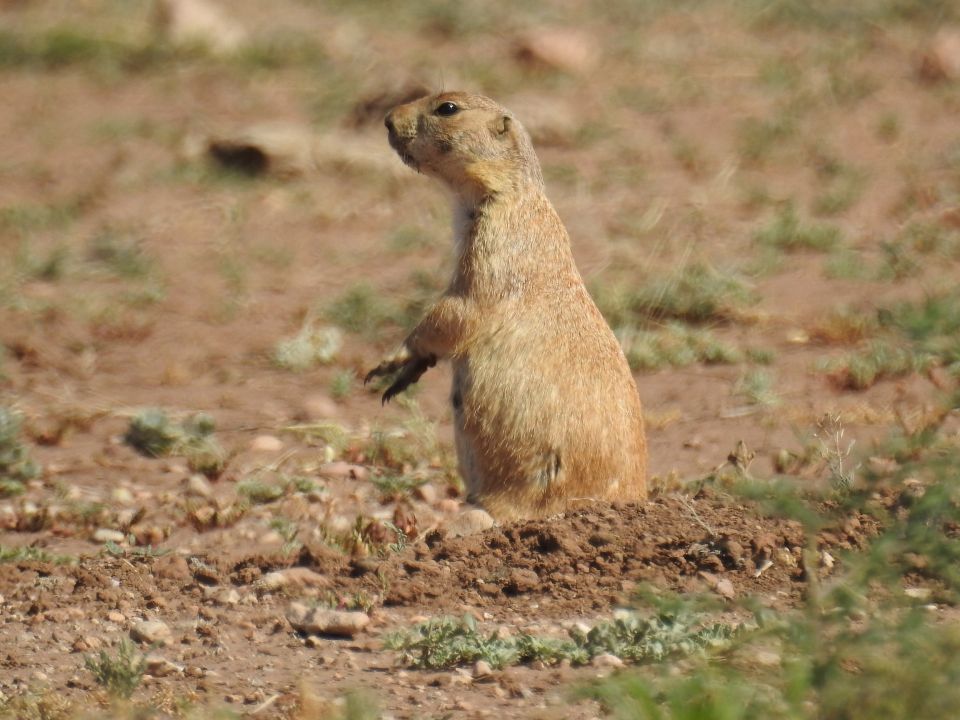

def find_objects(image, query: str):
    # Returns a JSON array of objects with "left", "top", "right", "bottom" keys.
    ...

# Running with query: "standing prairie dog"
[{"left": 366, "top": 91, "right": 646, "bottom": 520}]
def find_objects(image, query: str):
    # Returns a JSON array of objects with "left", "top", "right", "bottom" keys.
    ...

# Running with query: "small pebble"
[{"left": 250, "top": 435, "right": 283, "bottom": 452}]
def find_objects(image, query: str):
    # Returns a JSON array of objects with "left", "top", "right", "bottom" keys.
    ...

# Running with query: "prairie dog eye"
[{"left": 435, "top": 101, "right": 460, "bottom": 117}]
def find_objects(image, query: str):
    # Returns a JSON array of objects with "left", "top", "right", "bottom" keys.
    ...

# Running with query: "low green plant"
[
  {"left": 823, "top": 246, "right": 873, "bottom": 280},
  {"left": 620, "top": 324, "right": 744, "bottom": 371},
  {"left": 325, "top": 283, "right": 399, "bottom": 337},
  {"left": 84, "top": 639, "right": 146, "bottom": 699},
  {"left": 102, "top": 541, "right": 169, "bottom": 559},
  {"left": 0, "top": 689, "right": 73, "bottom": 720},
  {"left": 330, "top": 369, "right": 355, "bottom": 400},
  {"left": 584, "top": 613, "right": 960, "bottom": 720},
  {"left": 386, "top": 611, "right": 735, "bottom": 670},
  {"left": 825, "top": 340, "right": 932, "bottom": 390},
  {"left": 885, "top": 289, "right": 960, "bottom": 369},
  {"left": 737, "top": 113, "right": 796, "bottom": 165},
  {"left": 595, "top": 262, "right": 755, "bottom": 327},
  {"left": 231, "top": 33, "right": 327, "bottom": 70},
  {"left": 268, "top": 517, "right": 302, "bottom": 555},
  {"left": 815, "top": 291, "right": 960, "bottom": 389},
  {"left": 389, "top": 224, "right": 436, "bottom": 253},
  {"left": 273, "top": 321, "right": 343, "bottom": 371},
  {"left": 284, "top": 421, "right": 350, "bottom": 455},
  {"left": 124, "top": 410, "right": 225, "bottom": 477},
  {"left": 0, "top": 406, "right": 40, "bottom": 488},
  {"left": 370, "top": 473, "right": 424, "bottom": 501},
  {"left": 87, "top": 230, "right": 153, "bottom": 279},
  {"left": 0, "top": 545, "right": 74, "bottom": 564},
  {"left": 754, "top": 203, "right": 842, "bottom": 252},
  {"left": 15, "top": 242, "right": 71, "bottom": 281},
  {"left": 0, "top": 28, "right": 205, "bottom": 74},
  {"left": 734, "top": 368, "right": 781, "bottom": 407},
  {"left": 236, "top": 477, "right": 285, "bottom": 504},
  {"left": 812, "top": 167, "right": 866, "bottom": 216}
]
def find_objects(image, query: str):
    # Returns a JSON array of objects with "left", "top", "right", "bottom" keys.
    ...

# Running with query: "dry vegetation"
[{"left": 1, "top": 0, "right": 960, "bottom": 718}]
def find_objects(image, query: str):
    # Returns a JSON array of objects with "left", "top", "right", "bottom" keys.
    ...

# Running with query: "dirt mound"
[
  {"left": 216, "top": 490, "right": 877, "bottom": 619},
  {"left": 364, "top": 491, "right": 878, "bottom": 615},
  {"left": 2, "top": 492, "right": 880, "bottom": 631}
]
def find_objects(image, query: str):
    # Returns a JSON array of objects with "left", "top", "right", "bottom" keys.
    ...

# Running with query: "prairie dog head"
[{"left": 384, "top": 91, "right": 543, "bottom": 203}]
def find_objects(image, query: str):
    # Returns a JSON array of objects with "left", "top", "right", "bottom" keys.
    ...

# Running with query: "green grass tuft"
[
  {"left": 619, "top": 324, "right": 745, "bottom": 371},
  {"left": 0, "top": 406, "right": 40, "bottom": 488},
  {"left": 84, "top": 639, "right": 146, "bottom": 699},
  {"left": 386, "top": 611, "right": 735, "bottom": 670},
  {"left": 754, "top": 203, "right": 842, "bottom": 252},
  {"left": 124, "top": 410, "right": 226, "bottom": 477},
  {"left": 596, "top": 262, "right": 755, "bottom": 327},
  {"left": 0, "top": 545, "right": 75, "bottom": 564},
  {"left": 237, "top": 477, "right": 285, "bottom": 504}
]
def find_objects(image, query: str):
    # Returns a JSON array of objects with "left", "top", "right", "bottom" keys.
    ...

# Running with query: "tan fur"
[{"left": 366, "top": 91, "right": 647, "bottom": 520}]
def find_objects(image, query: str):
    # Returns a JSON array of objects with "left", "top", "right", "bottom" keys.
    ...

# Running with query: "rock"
[
  {"left": 413, "top": 483, "right": 437, "bottom": 505},
  {"left": 444, "top": 508, "right": 495, "bottom": 538},
  {"left": 392, "top": 503, "right": 418, "bottom": 540},
  {"left": 752, "top": 649, "right": 781, "bottom": 667},
  {"left": 131, "top": 620, "right": 172, "bottom": 646},
  {"left": 300, "top": 394, "right": 338, "bottom": 421},
  {"left": 918, "top": 28, "right": 960, "bottom": 82},
  {"left": 719, "top": 536, "right": 745, "bottom": 565},
  {"left": 258, "top": 567, "right": 331, "bottom": 592},
  {"left": 145, "top": 655, "right": 183, "bottom": 677},
  {"left": 505, "top": 568, "right": 540, "bottom": 594},
  {"left": 107, "top": 611, "right": 126, "bottom": 624},
  {"left": 697, "top": 571, "right": 734, "bottom": 599},
  {"left": 204, "top": 587, "right": 240, "bottom": 605},
  {"left": 153, "top": 0, "right": 246, "bottom": 54},
  {"left": 436, "top": 498, "right": 460, "bottom": 514},
  {"left": 207, "top": 124, "right": 316, "bottom": 178},
  {"left": 112, "top": 487, "right": 134, "bottom": 504},
  {"left": 714, "top": 578, "right": 735, "bottom": 600},
  {"left": 185, "top": 474, "right": 213, "bottom": 498},
  {"left": 904, "top": 587, "right": 932, "bottom": 600},
  {"left": 147, "top": 555, "right": 188, "bottom": 585},
  {"left": 250, "top": 434, "right": 284, "bottom": 452},
  {"left": 514, "top": 29, "right": 597, "bottom": 74},
  {"left": 92, "top": 528, "right": 126, "bottom": 544},
  {"left": 473, "top": 660, "right": 493, "bottom": 679},
  {"left": 591, "top": 653, "right": 624, "bottom": 669},
  {"left": 698, "top": 570, "right": 719, "bottom": 587},
  {"left": 71, "top": 636, "right": 102, "bottom": 653},
  {"left": 318, "top": 461, "right": 368, "bottom": 482},
  {"left": 286, "top": 602, "right": 369, "bottom": 637},
  {"left": 819, "top": 550, "right": 835, "bottom": 570},
  {"left": 258, "top": 530, "right": 284, "bottom": 546},
  {"left": 131, "top": 524, "right": 165, "bottom": 546}
]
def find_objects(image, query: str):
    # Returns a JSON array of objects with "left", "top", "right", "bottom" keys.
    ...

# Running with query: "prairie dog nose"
[{"left": 384, "top": 112, "right": 396, "bottom": 134}]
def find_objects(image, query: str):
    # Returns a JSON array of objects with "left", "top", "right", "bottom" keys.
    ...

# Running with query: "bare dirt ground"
[{"left": 1, "top": 1, "right": 959, "bottom": 717}]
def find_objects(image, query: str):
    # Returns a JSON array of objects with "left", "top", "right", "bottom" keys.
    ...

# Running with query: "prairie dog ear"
[{"left": 491, "top": 114, "right": 512, "bottom": 137}]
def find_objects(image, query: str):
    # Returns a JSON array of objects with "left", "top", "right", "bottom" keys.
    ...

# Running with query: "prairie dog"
[{"left": 366, "top": 91, "right": 646, "bottom": 520}]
